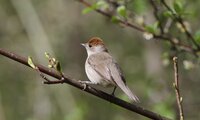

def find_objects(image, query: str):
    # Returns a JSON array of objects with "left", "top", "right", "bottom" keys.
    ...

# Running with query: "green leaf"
[
  {"left": 145, "top": 22, "right": 159, "bottom": 34},
  {"left": 173, "top": 1, "right": 183, "bottom": 14},
  {"left": 111, "top": 16, "right": 120, "bottom": 23},
  {"left": 82, "top": 1, "right": 108, "bottom": 15},
  {"left": 163, "top": 11, "right": 173, "bottom": 18},
  {"left": 82, "top": 7, "right": 94, "bottom": 14},
  {"left": 82, "top": 2, "right": 99, "bottom": 14},
  {"left": 56, "top": 61, "right": 62, "bottom": 73},
  {"left": 117, "top": 5, "right": 126, "bottom": 18},
  {"left": 96, "top": 0, "right": 108, "bottom": 10},
  {"left": 130, "top": 0, "right": 147, "bottom": 14},
  {"left": 28, "top": 56, "right": 36, "bottom": 69},
  {"left": 194, "top": 30, "right": 200, "bottom": 43}
]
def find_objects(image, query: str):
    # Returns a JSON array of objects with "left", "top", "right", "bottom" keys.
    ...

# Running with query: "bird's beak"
[{"left": 81, "top": 43, "right": 86, "bottom": 47}]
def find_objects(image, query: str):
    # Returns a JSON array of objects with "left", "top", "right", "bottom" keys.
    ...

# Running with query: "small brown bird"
[{"left": 81, "top": 37, "right": 139, "bottom": 102}]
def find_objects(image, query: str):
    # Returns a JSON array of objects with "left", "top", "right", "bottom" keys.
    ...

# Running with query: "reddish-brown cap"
[{"left": 87, "top": 37, "right": 105, "bottom": 47}]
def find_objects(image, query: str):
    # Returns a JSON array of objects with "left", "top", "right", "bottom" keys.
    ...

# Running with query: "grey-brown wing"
[{"left": 87, "top": 52, "right": 113, "bottom": 83}]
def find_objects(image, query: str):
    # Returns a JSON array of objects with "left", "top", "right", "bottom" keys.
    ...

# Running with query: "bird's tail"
[
  {"left": 118, "top": 83, "right": 140, "bottom": 102},
  {"left": 109, "top": 63, "right": 139, "bottom": 102}
]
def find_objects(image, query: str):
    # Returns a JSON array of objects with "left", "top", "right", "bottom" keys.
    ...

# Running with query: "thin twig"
[
  {"left": 0, "top": 48, "right": 171, "bottom": 120},
  {"left": 149, "top": 0, "right": 164, "bottom": 34},
  {"left": 33, "top": 66, "right": 64, "bottom": 84},
  {"left": 154, "top": 35, "right": 197, "bottom": 55},
  {"left": 35, "top": 67, "right": 51, "bottom": 82},
  {"left": 173, "top": 57, "right": 184, "bottom": 120}
]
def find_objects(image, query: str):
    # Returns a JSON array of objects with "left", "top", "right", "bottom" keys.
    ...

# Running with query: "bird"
[{"left": 80, "top": 37, "right": 139, "bottom": 102}]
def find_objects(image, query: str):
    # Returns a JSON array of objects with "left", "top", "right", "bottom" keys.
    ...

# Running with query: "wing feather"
[{"left": 88, "top": 52, "right": 114, "bottom": 84}]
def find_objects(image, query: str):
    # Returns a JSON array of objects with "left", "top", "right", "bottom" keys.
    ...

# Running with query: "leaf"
[
  {"left": 82, "top": 7, "right": 94, "bottom": 14},
  {"left": 28, "top": 56, "right": 36, "bottom": 69},
  {"left": 117, "top": 5, "right": 126, "bottom": 18},
  {"left": 56, "top": 61, "right": 62, "bottom": 73},
  {"left": 145, "top": 26, "right": 154, "bottom": 34},
  {"left": 130, "top": 0, "right": 147, "bottom": 14},
  {"left": 96, "top": 0, "right": 108, "bottom": 10},
  {"left": 145, "top": 22, "right": 159, "bottom": 34},
  {"left": 111, "top": 16, "right": 120, "bottom": 23},
  {"left": 82, "top": 3, "right": 99, "bottom": 14},
  {"left": 82, "top": 1, "right": 108, "bottom": 15},
  {"left": 163, "top": 11, "right": 173, "bottom": 18},
  {"left": 173, "top": 1, "right": 183, "bottom": 14},
  {"left": 194, "top": 30, "right": 200, "bottom": 43}
]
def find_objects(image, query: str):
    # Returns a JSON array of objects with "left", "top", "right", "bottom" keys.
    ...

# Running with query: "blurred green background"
[{"left": 0, "top": 0, "right": 200, "bottom": 120}]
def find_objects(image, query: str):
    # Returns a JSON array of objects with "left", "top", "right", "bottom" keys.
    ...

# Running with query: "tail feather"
[{"left": 121, "top": 85, "right": 140, "bottom": 102}]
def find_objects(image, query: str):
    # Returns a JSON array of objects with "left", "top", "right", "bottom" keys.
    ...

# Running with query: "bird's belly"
[{"left": 85, "top": 65, "right": 113, "bottom": 87}]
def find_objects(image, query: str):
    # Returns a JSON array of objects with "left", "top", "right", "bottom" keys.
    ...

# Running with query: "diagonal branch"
[
  {"left": 173, "top": 57, "right": 184, "bottom": 120},
  {"left": 78, "top": 0, "right": 145, "bottom": 32},
  {"left": 77, "top": 0, "right": 200, "bottom": 57},
  {"left": 0, "top": 48, "right": 171, "bottom": 120},
  {"left": 160, "top": 0, "right": 200, "bottom": 49}
]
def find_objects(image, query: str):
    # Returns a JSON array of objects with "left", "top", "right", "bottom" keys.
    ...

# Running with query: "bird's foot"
[{"left": 78, "top": 80, "right": 89, "bottom": 90}]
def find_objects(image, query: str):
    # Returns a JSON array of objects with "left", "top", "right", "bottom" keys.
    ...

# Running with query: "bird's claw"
[{"left": 78, "top": 80, "right": 87, "bottom": 90}]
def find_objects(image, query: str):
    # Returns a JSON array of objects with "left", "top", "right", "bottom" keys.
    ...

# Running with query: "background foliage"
[{"left": 0, "top": 0, "right": 200, "bottom": 120}]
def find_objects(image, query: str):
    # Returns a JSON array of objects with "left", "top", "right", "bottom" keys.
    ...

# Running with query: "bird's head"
[{"left": 81, "top": 37, "right": 108, "bottom": 56}]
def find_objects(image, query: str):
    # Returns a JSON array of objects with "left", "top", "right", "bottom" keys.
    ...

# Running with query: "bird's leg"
[{"left": 111, "top": 86, "right": 117, "bottom": 96}]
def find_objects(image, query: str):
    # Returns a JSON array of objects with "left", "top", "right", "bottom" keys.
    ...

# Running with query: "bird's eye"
[{"left": 89, "top": 44, "right": 92, "bottom": 47}]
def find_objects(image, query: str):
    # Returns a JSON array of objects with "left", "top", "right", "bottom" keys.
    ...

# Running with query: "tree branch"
[
  {"left": 160, "top": 0, "right": 200, "bottom": 49},
  {"left": 76, "top": 0, "right": 200, "bottom": 57},
  {"left": 173, "top": 57, "right": 184, "bottom": 120},
  {"left": 78, "top": 0, "right": 145, "bottom": 32},
  {"left": 149, "top": 0, "right": 164, "bottom": 34},
  {"left": 0, "top": 48, "right": 171, "bottom": 120}
]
